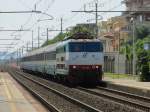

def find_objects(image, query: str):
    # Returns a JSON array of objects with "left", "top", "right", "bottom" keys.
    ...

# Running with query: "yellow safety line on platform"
[{"left": 1, "top": 74, "right": 17, "bottom": 112}]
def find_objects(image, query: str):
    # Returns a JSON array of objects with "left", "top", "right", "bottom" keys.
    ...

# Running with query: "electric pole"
[
  {"left": 18, "top": 48, "right": 21, "bottom": 65},
  {"left": 17, "top": 49, "right": 18, "bottom": 66},
  {"left": 22, "top": 47, "right": 24, "bottom": 56},
  {"left": 132, "top": 18, "right": 136, "bottom": 75},
  {"left": 32, "top": 30, "right": 34, "bottom": 50},
  {"left": 45, "top": 17, "right": 64, "bottom": 45},
  {"left": 60, "top": 18, "right": 63, "bottom": 34},
  {"left": 46, "top": 28, "right": 49, "bottom": 45},
  {"left": 95, "top": 3, "right": 98, "bottom": 39},
  {"left": 18, "top": 48, "right": 21, "bottom": 59},
  {"left": 72, "top": 4, "right": 149, "bottom": 39},
  {"left": 26, "top": 42, "right": 29, "bottom": 52},
  {"left": 72, "top": 2, "right": 99, "bottom": 39},
  {"left": 38, "top": 27, "right": 40, "bottom": 48}
]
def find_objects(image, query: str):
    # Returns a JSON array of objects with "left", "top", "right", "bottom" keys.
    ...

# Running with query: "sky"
[{"left": 0, "top": 0, "right": 125, "bottom": 59}]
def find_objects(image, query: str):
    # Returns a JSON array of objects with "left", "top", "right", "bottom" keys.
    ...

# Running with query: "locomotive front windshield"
[{"left": 69, "top": 42, "right": 103, "bottom": 52}]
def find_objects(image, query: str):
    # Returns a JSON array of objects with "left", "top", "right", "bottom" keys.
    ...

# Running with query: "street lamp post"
[
  {"left": 118, "top": 29, "right": 120, "bottom": 77},
  {"left": 131, "top": 17, "right": 136, "bottom": 75}
]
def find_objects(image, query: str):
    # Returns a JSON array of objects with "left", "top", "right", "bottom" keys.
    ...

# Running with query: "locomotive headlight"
[
  {"left": 96, "top": 66, "right": 99, "bottom": 69},
  {"left": 73, "top": 65, "right": 76, "bottom": 69}
]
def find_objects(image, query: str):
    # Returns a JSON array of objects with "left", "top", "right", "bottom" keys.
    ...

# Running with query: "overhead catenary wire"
[
  {"left": 8, "top": 0, "right": 92, "bottom": 53},
  {"left": 60, "top": 0, "right": 106, "bottom": 29},
  {"left": 6, "top": 0, "right": 55, "bottom": 53},
  {"left": 3, "top": 0, "right": 125, "bottom": 58},
  {"left": 9, "top": 0, "right": 35, "bottom": 49}
]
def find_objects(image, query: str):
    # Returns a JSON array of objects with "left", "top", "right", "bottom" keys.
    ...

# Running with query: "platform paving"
[
  {"left": 104, "top": 77, "right": 150, "bottom": 90},
  {"left": 103, "top": 76, "right": 150, "bottom": 97},
  {"left": 0, "top": 72, "right": 48, "bottom": 112}
]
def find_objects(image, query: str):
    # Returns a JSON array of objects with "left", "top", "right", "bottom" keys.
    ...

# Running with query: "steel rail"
[
  {"left": 13, "top": 69, "right": 103, "bottom": 112},
  {"left": 97, "top": 86, "right": 150, "bottom": 103},
  {"left": 8, "top": 69, "right": 61, "bottom": 112},
  {"left": 78, "top": 87, "right": 150, "bottom": 112}
]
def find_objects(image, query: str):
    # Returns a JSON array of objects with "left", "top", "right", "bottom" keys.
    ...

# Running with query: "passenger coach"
[{"left": 20, "top": 38, "right": 104, "bottom": 84}]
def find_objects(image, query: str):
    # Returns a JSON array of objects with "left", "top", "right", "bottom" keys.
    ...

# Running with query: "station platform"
[
  {"left": 103, "top": 76, "right": 150, "bottom": 97},
  {"left": 0, "top": 72, "right": 48, "bottom": 112}
]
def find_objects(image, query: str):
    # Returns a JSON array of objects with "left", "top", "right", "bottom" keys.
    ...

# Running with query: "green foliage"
[
  {"left": 120, "top": 43, "right": 133, "bottom": 60},
  {"left": 136, "top": 25, "right": 149, "bottom": 40},
  {"left": 69, "top": 25, "right": 94, "bottom": 36},
  {"left": 41, "top": 32, "right": 69, "bottom": 47},
  {"left": 135, "top": 37, "right": 150, "bottom": 59},
  {"left": 135, "top": 37, "right": 150, "bottom": 81},
  {"left": 120, "top": 25, "right": 150, "bottom": 81},
  {"left": 41, "top": 25, "right": 94, "bottom": 47},
  {"left": 139, "top": 64, "right": 150, "bottom": 81},
  {"left": 120, "top": 25, "right": 150, "bottom": 61}
]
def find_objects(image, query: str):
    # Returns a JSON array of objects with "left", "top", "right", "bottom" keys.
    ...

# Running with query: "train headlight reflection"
[
  {"left": 73, "top": 65, "right": 76, "bottom": 69},
  {"left": 96, "top": 66, "right": 99, "bottom": 69}
]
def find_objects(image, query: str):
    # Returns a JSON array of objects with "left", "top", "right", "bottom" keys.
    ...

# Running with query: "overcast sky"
[{"left": 0, "top": 0, "right": 125, "bottom": 58}]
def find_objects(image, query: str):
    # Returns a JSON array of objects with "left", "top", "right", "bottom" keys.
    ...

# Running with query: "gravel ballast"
[{"left": 19, "top": 71, "right": 144, "bottom": 112}]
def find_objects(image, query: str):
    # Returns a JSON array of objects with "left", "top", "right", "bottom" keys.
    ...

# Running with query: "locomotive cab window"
[{"left": 69, "top": 42, "right": 103, "bottom": 52}]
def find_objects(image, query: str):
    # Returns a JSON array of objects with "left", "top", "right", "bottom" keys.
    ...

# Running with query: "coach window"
[
  {"left": 26, "top": 57, "right": 28, "bottom": 61},
  {"left": 64, "top": 46, "right": 66, "bottom": 52},
  {"left": 35, "top": 55, "right": 37, "bottom": 61},
  {"left": 61, "top": 57, "right": 65, "bottom": 61},
  {"left": 57, "top": 46, "right": 66, "bottom": 53},
  {"left": 36, "top": 54, "right": 38, "bottom": 61},
  {"left": 28, "top": 56, "right": 30, "bottom": 61},
  {"left": 40, "top": 53, "right": 44, "bottom": 60},
  {"left": 32, "top": 56, "right": 34, "bottom": 61},
  {"left": 37, "top": 54, "right": 40, "bottom": 61},
  {"left": 36, "top": 54, "right": 39, "bottom": 61},
  {"left": 40, "top": 54, "right": 43, "bottom": 60},
  {"left": 46, "top": 51, "right": 56, "bottom": 60}
]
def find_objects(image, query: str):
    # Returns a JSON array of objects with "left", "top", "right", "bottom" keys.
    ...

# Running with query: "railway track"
[
  {"left": 8, "top": 69, "right": 61, "bottom": 112},
  {"left": 96, "top": 86, "right": 150, "bottom": 104},
  {"left": 8, "top": 68, "right": 145, "bottom": 112},
  {"left": 77, "top": 86, "right": 150, "bottom": 112},
  {"left": 8, "top": 68, "right": 102, "bottom": 112}
]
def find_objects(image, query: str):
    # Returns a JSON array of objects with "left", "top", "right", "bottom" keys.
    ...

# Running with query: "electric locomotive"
[{"left": 20, "top": 36, "right": 104, "bottom": 84}]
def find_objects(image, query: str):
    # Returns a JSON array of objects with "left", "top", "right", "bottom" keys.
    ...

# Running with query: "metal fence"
[{"left": 104, "top": 53, "right": 133, "bottom": 74}]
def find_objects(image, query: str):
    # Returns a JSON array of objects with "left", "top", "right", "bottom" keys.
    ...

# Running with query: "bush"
[
  {"left": 139, "top": 63, "right": 150, "bottom": 81},
  {"left": 135, "top": 37, "right": 150, "bottom": 81}
]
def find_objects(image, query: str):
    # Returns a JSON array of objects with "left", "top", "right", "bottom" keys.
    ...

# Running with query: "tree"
[
  {"left": 121, "top": 31, "right": 150, "bottom": 81},
  {"left": 41, "top": 32, "right": 69, "bottom": 47},
  {"left": 120, "top": 43, "right": 133, "bottom": 61},
  {"left": 135, "top": 37, "right": 150, "bottom": 81},
  {"left": 41, "top": 25, "right": 94, "bottom": 47},
  {"left": 136, "top": 25, "right": 149, "bottom": 40},
  {"left": 70, "top": 25, "right": 93, "bottom": 35}
]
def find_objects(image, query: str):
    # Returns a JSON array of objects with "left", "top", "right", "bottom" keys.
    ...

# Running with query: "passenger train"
[{"left": 20, "top": 38, "right": 104, "bottom": 84}]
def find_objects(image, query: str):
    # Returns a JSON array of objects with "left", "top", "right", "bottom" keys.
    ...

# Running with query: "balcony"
[{"left": 103, "top": 32, "right": 114, "bottom": 39}]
